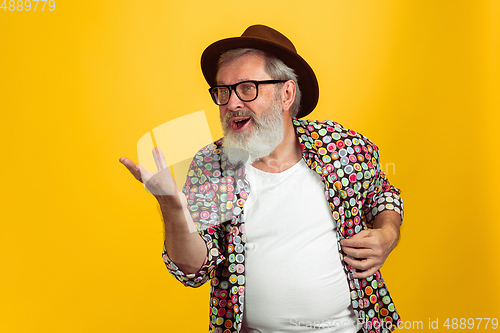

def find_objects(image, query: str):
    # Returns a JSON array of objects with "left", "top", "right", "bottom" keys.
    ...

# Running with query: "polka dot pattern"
[{"left": 162, "top": 119, "right": 403, "bottom": 333}]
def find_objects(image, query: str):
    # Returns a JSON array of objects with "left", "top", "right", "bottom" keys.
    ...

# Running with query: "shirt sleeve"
[
  {"left": 162, "top": 227, "right": 225, "bottom": 288},
  {"left": 161, "top": 147, "right": 227, "bottom": 288},
  {"left": 362, "top": 143, "right": 404, "bottom": 228}
]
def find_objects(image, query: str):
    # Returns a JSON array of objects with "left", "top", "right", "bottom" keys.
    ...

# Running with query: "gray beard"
[{"left": 221, "top": 96, "right": 284, "bottom": 165}]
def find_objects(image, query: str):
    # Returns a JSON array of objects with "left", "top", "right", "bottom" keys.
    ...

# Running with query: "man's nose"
[{"left": 226, "top": 89, "right": 245, "bottom": 110}]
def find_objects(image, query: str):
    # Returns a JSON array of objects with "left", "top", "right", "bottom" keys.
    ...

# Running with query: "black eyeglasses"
[{"left": 209, "top": 80, "right": 287, "bottom": 106}]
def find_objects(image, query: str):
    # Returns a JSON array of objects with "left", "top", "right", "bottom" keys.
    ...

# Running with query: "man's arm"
[
  {"left": 120, "top": 155, "right": 207, "bottom": 275},
  {"left": 156, "top": 194, "right": 207, "bottom": 274},
  {"left": 338, "top": 135, "right": 404, "bottom": 278}
]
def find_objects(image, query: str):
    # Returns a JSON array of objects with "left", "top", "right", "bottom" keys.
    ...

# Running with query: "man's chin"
[
  {"left": 223, "top": 129, "right": 253, "bottom": 148},
  {"left": 223, "top": 147, "right": 251, "bottom": 165}
]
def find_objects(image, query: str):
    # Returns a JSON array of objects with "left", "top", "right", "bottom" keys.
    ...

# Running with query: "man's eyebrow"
[{"left": 216, "top": 78, "right": 251, "bottom": 85}]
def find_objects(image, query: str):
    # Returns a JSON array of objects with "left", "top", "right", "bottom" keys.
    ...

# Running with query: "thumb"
[
  {"left": 137, "top": 165, "right": 154, "bottom": 184},
  {"left": 119, "top": 157, "right": 143, "bottom": 182}
]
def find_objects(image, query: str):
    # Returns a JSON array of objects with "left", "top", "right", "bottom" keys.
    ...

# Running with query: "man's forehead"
[{"left": 215, "top": 53, "right": 269, "bottom": 85}]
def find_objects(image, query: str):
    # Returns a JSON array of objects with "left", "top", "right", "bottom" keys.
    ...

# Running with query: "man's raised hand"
[{"left": 119, "top": 147, "right": 178, "bottom": 196}]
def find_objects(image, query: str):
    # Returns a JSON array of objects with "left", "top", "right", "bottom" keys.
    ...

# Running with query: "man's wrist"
[
  {"left": 155, "top": 193, "right": 184, "bottom": 211},
  {"left": 373, "top": 210, "right": 401, "bottom": 246}
]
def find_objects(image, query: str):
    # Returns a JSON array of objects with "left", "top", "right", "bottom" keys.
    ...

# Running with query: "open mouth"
[{"left": 231, "top": 117, "right": 252, "bottom": 131}]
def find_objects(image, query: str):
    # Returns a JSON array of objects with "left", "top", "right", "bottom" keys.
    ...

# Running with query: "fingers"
[
  {"left": 344, "top": 256, "right": 381, "bottom": 279},
  {"left": 344, "top": 256, "right": 373, "bottom": 271},
  {"left": 342, "top": 246, "right": 373, "bottom": 259},
  {"left": 354, "top": 267, "right": 379, "bottom": 279},
  {"left": 119, "top": 157, "right": 143, "bottom": 182},
  {"left": 153, "top": 147, "right": 168, "bottom": 171},
  {"left": 340, "top": 230, "right": 370, "bottom": 247},
  {"left": 120, "top": 151, "right": 179, "bottom": 196}
]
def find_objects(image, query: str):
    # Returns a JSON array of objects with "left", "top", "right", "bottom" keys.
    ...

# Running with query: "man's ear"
[{"left": 281, "top": 80, "right": 296, "bottom": 114}]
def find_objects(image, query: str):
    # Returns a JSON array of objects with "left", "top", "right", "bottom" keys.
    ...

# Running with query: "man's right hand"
[{"left": 119, "top": 147, "right": 178, "bottom": 197}]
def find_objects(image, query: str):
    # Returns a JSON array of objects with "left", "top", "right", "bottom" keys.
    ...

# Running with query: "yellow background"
[{"left": 1, "top": 1, "right": 499, "bottom": 332}]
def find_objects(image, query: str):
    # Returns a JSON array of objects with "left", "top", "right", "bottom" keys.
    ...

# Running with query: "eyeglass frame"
[{"left": 208, "top": 80, "right": 287, "bottom": 106}]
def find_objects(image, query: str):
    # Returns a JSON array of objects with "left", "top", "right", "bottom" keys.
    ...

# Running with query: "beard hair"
[{"left": 221, "top": 94, "right": 285, "bottom": 165}]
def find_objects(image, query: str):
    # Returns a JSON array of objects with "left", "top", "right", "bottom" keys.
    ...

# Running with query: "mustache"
[
  {"left": 222, "top": 110, "right": 256, "bottom": 122},
  {"left": 221, "top": 109, "right": 262, "bottom": 131}
]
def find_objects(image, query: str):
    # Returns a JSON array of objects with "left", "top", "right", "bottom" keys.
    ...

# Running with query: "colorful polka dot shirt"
[{"left": 162, "top": 119, "right": 404, "bottom": 333}]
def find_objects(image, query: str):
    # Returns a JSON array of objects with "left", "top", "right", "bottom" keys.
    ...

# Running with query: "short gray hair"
[{"left": 217, "top": 48, "right": 301, "bottom": 118}]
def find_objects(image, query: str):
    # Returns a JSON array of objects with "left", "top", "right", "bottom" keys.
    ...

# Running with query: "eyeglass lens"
[{"left": 211, "top": 81, "right": 258, "bottom": 105}]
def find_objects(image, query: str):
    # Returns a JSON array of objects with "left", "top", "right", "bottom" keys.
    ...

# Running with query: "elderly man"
[{"left": 120, "top": 25, "right": 403, "bottom": 333}]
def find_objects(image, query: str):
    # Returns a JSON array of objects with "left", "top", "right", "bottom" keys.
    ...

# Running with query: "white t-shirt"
[{"left": 240, "top": 159, "right": 358, "bottom": 333}]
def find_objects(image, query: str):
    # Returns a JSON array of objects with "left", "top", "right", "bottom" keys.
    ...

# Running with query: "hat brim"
[{"left": 201, "top": 36, "right": 319, "bottom": 118}]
